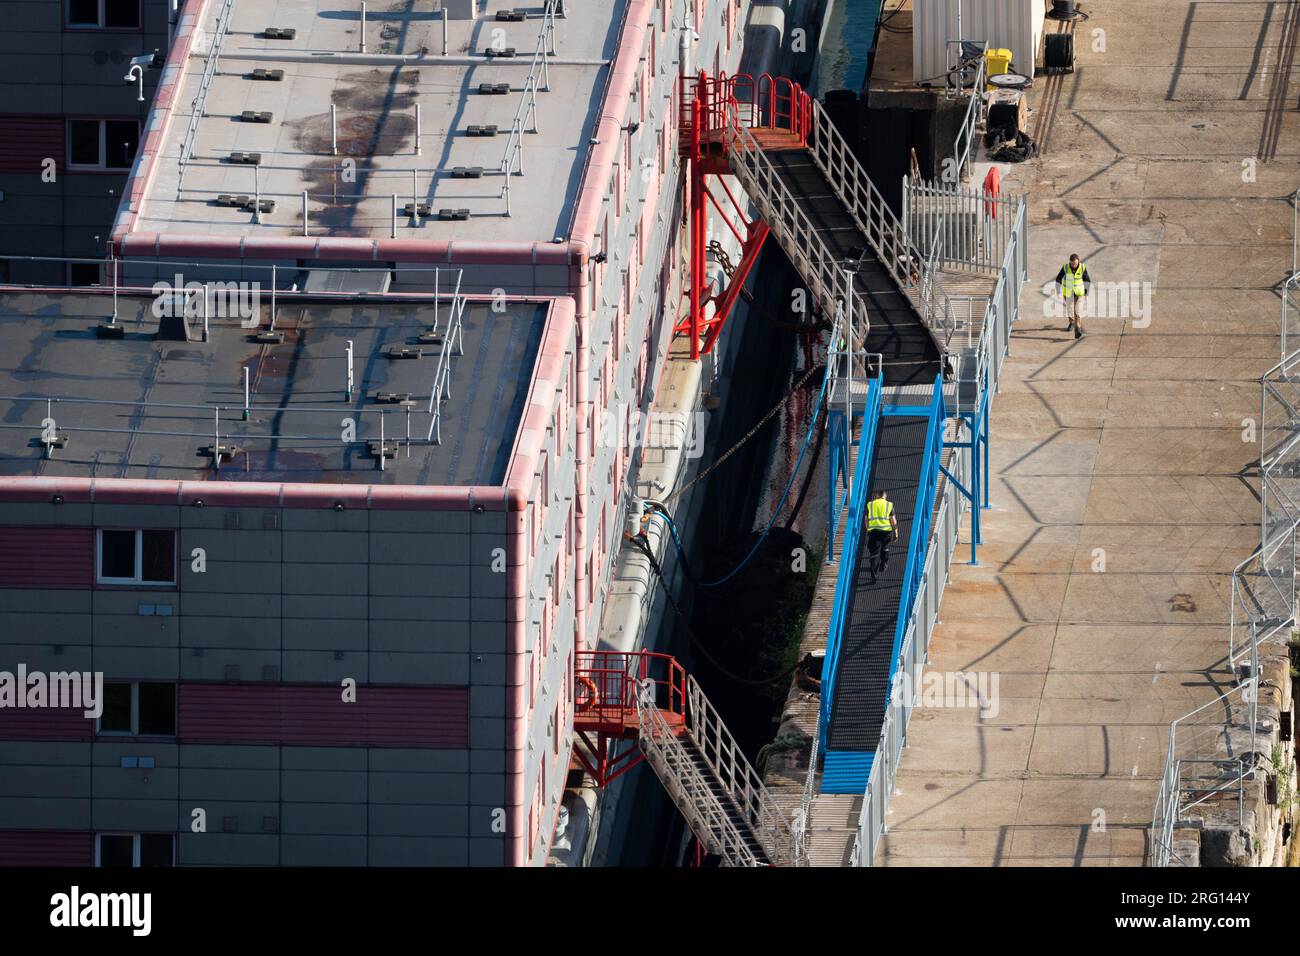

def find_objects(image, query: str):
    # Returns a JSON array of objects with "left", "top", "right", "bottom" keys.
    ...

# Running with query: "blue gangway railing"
[
  {"left": 818, "top": 374, "right": 946, "bottom": 776},
  {"left": 818, "top": 375, "right": 883, "bottom": 749},
  {"left": 886, "top": 377, "right": 946, "bottom": 701}
]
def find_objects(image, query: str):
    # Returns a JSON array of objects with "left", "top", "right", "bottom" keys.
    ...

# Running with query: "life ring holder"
[{"left": 575, "top": 675, "right": 600, "bottom": 713}]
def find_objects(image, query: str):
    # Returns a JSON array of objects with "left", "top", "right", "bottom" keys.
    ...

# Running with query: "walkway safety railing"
[
  {"left": 1150, "top": 204, "right": 1300, "bottom": 866},
  {"left": 805, "top": 96, "right": 956, "bottom": 351},
  {"left": 684, "top": 675, "right": 796, "bottom": 865},
  {"left": 425, "top": 269, "right": 468, "bottom": 444},
  {"left": 710, "top": 78, "right": 872, "bottom": 374},
  {"left": 1283, "top": 273, "right": 1300, "bottom": 361},
  {"left": 903, "top": 177, "right": 1023, "bottom": 276},
  {"left": 973, "top": 196, "right": 1028, "bottom": 400},
  {"left": 498, "top": 0, "right": 561, "bottom": 216},
  {"left": 1150, "top": 683, "right": 1255, "bottom": 867},
  {"left": 177, "top": 0, "right": 237, "bottom": 194},
  {"left": 0, "top": 260, "right": 472, "bottom": 456},
  {"left": 951, "top": 52, "right": 986, "bottom": 185},
  {"left": 817, "top": 373, "right": 883, "bottom": 749},
  {"left": 850, "top": 396, "right": 967, "bottom": 867},
  {"left": 845, "top": 190, "right": 1026, "bottom": 867},
  {"left": 625, "top": 657, "right": 795, "bottom": 867}
]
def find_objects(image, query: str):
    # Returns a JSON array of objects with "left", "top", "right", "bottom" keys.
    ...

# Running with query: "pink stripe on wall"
[
  {"left": 0, "top": 527, "right": 93, "bottom": 589},
  {"left": 0, "top": 831, "right": 93, "bottom": 867},
  {"left": 0, "top": 706, "right": 94, "bottom": 742},
  {"left": 178, "top": 684, "right": 470, "bottom": 747}
]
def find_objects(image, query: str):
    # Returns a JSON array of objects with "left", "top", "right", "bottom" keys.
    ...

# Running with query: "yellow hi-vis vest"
[
  {"left": 867, "top": 497, "right": 894, "bottom": 531},
  {"left": 1062, "top": 262, "right": 1086, "bottom": 297}
]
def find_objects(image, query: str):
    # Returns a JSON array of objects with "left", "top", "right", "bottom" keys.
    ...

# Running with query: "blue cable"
[{"left": 649, "top": 365, "right": 831, "bottom": 588}]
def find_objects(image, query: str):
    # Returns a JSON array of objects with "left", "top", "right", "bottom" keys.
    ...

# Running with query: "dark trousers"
[{"left": 866, "top": 529, "right": 892, "bottom": 574}]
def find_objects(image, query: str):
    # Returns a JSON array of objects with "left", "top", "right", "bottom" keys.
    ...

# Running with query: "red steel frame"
[
  {"left": 677, "top": 71, "right": 811, "bottom": 359},
  {"left": 571, "top": 650, "right": 687, "bottom": 787}
]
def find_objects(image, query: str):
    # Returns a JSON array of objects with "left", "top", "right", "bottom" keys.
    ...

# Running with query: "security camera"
[{"left": 129, "top": 53, "right": 155, "bottom": 68}]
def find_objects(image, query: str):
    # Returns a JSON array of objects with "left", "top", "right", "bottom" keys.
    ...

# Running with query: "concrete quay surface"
[{"left": 877, "top": 0, "right": 1298, "bottom": 865}]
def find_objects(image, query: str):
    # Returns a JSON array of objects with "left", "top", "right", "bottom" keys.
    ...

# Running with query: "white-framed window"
[
  {"left": 95, "top": 832, "right": 174, "bottom": 867},
  {"left": 97, "top": 528, "right": 176, "bottom": 585},
  {"left": 97, "top": 680, "right": 177, "bottom": 736},
  {"left": 67, "top": 0, "right": 141, "bottom": 29},
  {"left": 67, "top": 118, "right": 140, "bottom": 171}
]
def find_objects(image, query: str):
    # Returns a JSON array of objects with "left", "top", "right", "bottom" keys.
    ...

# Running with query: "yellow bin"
[{"left": 984, "top": 48, "right": 1014, "bottom": 89}]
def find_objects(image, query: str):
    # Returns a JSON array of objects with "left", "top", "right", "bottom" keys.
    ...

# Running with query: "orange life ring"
[{"left": 575, "top": 675, "right": 600, "bottom": 713}]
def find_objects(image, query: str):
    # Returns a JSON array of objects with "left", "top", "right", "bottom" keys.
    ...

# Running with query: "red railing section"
[
  {"left": 679, "top": 71, "right": 811, "bottom": 144},
  {"left": 574, "top": 650, "right": 686, "bottom": 729}
]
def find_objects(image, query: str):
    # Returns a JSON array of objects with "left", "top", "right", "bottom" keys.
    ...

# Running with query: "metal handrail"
[
  {"left": 1151, "top": 251, "right": 1300, "bottom": 866},
  {"left": 497, "top": 0, "right": 560, "bottom": 215},
  {"left": 819, "top": 375, "right": 883, "bottom": 746},
  {"left": 805, "top": 97, "right": 956, "bottom": 350},
  {"left": 904, "top": 178, "right": 1021, "bottom": 275},
  {"left": 685, "top": 676, "right": 797, "bottom": 865},
  {"left": 719, "top": 100, "right": 872, "bottom": 371},
  {"left": 1150, "top": 682, "right": 1256, "bottom": 866},
  {"left": 851, "top": 418, "right": 967, "bottom": 866},
  {"left": 636, "top": 688, "right": 765, "bottom": 866},
  {"left": 178, "top": 0, "right": 237, "bottom": 193},
  {"left": 848, "top": 195, "right": 1027, "bottom": 868},
  {"left": 426, "top": 271, "right": 468, "bottom": 443},
  {"left": 952, "top": 55, "right": 986, "bottom": 184}
]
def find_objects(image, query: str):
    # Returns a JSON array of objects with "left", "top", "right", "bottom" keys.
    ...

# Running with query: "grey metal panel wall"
[
  {"left": 0, "top": 0, "right": 169, "bottom": 278},
  {"left": 0, "top": 499, "right": 510, "bottom": 865}
]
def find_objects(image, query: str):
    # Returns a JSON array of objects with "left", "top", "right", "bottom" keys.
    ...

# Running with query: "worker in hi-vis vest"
[
  {"left": 1054, "top": 253, "right": 1091, "bottom": 340},
  {"left": 865, "top": 489, "right": 899, "bottom": 584}
]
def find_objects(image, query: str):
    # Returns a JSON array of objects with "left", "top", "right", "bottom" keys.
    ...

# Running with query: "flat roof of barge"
[
  {"left": 0, "top": 290, "right": 548, "bottom": 486},
  {"left": 121, "top": 0, "right": 623, "bottom": 243}
]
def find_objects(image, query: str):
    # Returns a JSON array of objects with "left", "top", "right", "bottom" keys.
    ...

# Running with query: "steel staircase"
[
  {"left": 573, "top": 651, "right": 795, "bottom": 867},
  {"left": 682, "top": 72, "right": 957, "bottom": 384}
]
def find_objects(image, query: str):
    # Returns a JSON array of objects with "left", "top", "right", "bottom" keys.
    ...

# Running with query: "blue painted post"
[{"left": 981, "top": 390, "right": 991, "bottom": 507}]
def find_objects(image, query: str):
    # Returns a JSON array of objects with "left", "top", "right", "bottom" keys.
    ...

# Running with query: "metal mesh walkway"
[
  {"left": 823, "top": 415, "right": 928, "bottom": 787},
  {"left": 762, "top": 148, "right": 941, "bottom": 387}
]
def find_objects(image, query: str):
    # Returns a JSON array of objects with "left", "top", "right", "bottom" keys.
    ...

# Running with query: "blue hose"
[{"left": 651, "top": 365, "right": 830, "bottom": 588}]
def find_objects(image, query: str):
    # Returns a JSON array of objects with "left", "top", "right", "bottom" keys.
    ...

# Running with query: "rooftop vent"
[
  {"left": 496, "top": 10, "right": 527, "bottom": 21},
  {"left": 466, "top": 124, "right": 499, "bottom": 137},
  {"left": 402, "top": 201, "right": 432, "bottom": 218},
  {"left": 240, "top": 110, "right": 273, "bottom": 123},
  {"left": 39, "top": 432, "right": 70, "bottom": 456},
  {"left": 214, "top": 194, "right": 251, "bottom": 207},
  {"left": 373, "top": 392, "right": 416, "bottom": 406},
  {"left": 478, "top": 83, "right": 510, "bottom": 95},
  {"left": 417, "top": 328, "right": 443, "bottom": 345},
  {"left": 227, "top": 151, "right": 262, "bottom": 165},
  {"left": 451, "top": 166, "right": 484, "bottom": 178},
  {"left": 485, "top": 48, "right": 517, "bottom": 58},
  {"left": 242, "top": 198, "right": 276, "bottom": 214},
  {"left": 439, "top": 208, "right": 471, "bottom": 221},
  {"left": 200, "top": 443, "right": 242, "bottom": 466},
  {"left": 387, "top": 347, "right": 423, "bottom": 360},
  {"left": 249, "top": 68, "right": 284, "bottom": 81},
  {"left": 263, "top": 27, "right": 296, "bottom": 40},
  {"left": 366, "top": 441, "right": 398, "bottom": 461}
]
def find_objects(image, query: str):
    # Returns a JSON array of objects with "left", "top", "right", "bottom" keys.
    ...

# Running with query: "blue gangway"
[{"left": 819, "top": 376, "right": 946, "bottom": 793}]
